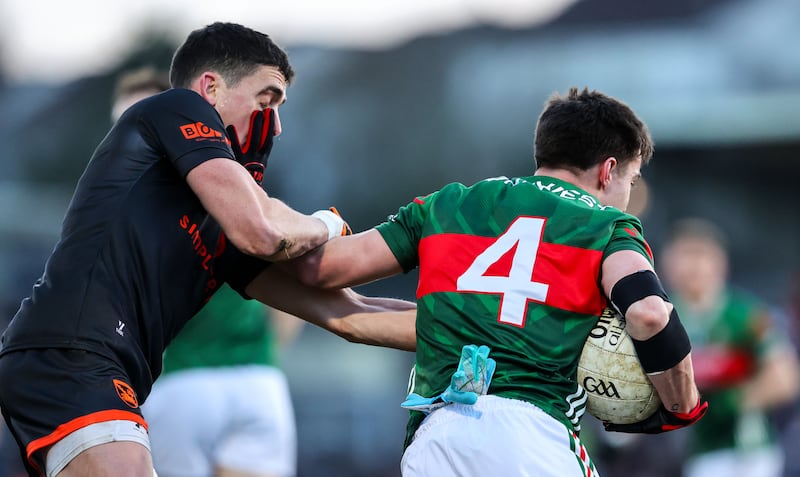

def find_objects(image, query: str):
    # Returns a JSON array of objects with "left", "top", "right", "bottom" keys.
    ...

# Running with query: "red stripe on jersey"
[
  {"left": 624, "top": 226, "right": 653, "bottom": 260},
  {"left": 417, "top": 233, "right": 606, "bottom": 316},
  {"left": 413, "top": 193, "right": 431, "bottom": 205}
]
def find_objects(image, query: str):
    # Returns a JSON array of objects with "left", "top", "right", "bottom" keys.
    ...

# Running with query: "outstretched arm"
[
  {"left": 245, "top": 265, "right": 416, "bottom": 351},
  {"left": 293, "top": 229, "right": 404, "bottom": 289}
]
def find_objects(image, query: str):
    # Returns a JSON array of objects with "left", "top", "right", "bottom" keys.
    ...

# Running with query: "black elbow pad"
[
  {"left": 609, "top": 270, "right": 668, "bottom": 316},
  {"left": 632, "top": 308, "right": 691, "bottom": 373}
]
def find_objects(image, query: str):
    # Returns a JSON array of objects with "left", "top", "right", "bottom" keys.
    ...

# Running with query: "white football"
[{"left": 577, "top": 308, "right": 661, "bottom": 424}]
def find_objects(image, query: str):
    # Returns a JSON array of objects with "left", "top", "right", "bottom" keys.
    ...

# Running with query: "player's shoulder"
[
  {"left": 141, "top": 88, "right": 208, "bottom": 111},
  {"left": 448, "top": 176, "right": 513, "bottom": 194},
  {"left": 424, "top": 178, "right": 499, "bottom": 204},
  {"left": 116, "top": 88, "right": 204, "bottom": 123}
]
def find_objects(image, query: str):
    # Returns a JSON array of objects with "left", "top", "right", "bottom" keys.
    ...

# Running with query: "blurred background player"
[
  {"left": 112, "top": 66, "right": 305, "bottom": 477},
  {"left": 111, "top": 66, "right": 171, "bottom": 123},
  {"left": 660, "top": 217, "right": 800, "bottom": 477},
  {"left": 143, "top": 287, "right": 302, "bottom": 477},
  {"left": 774, "top": 271, "right": 800, "bottom": 477}
]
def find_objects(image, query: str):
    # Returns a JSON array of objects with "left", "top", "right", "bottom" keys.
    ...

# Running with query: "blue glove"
[{"left": 402, "top": 344, "right": 496, "bottom": 413}]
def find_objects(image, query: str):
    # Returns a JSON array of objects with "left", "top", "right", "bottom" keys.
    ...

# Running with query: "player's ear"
[
  {"left": 598, "top": 157, "right": 617, "bottom": 189},
  {"left": 196, "top": 71, "right": 221, "bottom": 106}
]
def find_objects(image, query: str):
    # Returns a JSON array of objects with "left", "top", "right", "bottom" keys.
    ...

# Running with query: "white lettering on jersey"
[{"left": 530, "top": 179, "right": 612, "bottom": 210}]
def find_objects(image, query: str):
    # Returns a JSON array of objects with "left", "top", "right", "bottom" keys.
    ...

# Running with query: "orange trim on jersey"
[
  {"left": 417, "top": 233, "right": 606, "bottom": 316},
  {"left": 26, "top": 409, "right": 148, "bottom": 470}
]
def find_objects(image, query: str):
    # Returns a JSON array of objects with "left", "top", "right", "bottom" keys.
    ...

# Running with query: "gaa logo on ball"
[
  {"left": 577, "top": 308, "right": 661, "bottom": 424},
  {"left": 582, "top": 376, "right": 621, "bottom": 399}
]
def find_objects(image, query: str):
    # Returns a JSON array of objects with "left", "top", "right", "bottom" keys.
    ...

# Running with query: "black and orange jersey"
[{"left": 0, "top": 88, "right": 270, "bottom": 399}]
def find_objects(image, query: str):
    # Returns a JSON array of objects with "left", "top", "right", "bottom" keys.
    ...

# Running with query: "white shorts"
[
  {"left": 45, "top": 420, "right": 152, "bottom": 477},
  {"left": 142, "top": 365, "right": 296, "bottom": 477},
  {"left": 401, "top": 395, "right": 597, "bottom": 477},
  {"left": 684, "top": 445, "right": 783, "bottom": 477}
]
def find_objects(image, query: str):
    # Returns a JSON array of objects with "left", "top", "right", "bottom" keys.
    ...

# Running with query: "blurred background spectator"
[
  {"left": 775, "top": 272, "right": 800, "bottom": 477},
  {"left": 110, "top": 66, "right": 170, "bottom": 121},
  {"left": 660, "top": 218, "right": 800, "bottom": 477},
  {"left": 1, "top": 0, "right": 798, "bottom": 475}
]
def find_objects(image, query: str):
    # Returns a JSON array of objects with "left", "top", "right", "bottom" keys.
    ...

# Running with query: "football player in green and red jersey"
[
  {"left": 292, "top": 87, "right": 707, "bottom": 476},
  {"left": 661, "top": 218, "right": 800, "bottom": 477}
]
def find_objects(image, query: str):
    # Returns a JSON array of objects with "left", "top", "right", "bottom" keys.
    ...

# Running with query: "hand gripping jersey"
[
  {"left": 0, "top": 89, "right": 269, "bottom": 400},
  {"left": 375, "top": 176, "right": 652, "bottom": 447}
]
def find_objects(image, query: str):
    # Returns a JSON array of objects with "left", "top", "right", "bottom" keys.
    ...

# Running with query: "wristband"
[{"left": 312, "top": 209, "right": 347, "bottom": 240}]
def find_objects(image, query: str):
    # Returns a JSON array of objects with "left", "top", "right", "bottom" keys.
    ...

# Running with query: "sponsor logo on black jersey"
[{"left": 179, "top": 121, "right": 229, "bottom": 145}]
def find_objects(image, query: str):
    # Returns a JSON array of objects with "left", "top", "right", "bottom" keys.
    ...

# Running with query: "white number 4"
[{"left": 456, "top": 217, "right": 549, "bottom": 326}]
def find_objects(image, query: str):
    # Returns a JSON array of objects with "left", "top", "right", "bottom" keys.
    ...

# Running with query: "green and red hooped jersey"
[{"left": 375, "top": 176, "right": 652, "bottom": 444}]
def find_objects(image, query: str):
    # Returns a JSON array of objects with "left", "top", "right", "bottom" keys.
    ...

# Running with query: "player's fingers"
[
  {"left": 241, "top": 110, "right": 261, "bottom": 154},
  {"left": 225, "top": 125, "right": 243, "bottom": 155},
  {"left": 257, "top": 108, "right": 274, "bottom": 153}
]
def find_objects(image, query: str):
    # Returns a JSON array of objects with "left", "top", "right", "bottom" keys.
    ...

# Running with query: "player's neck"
[{"left": 534, "top": 166, "right": 600, "bottom": 197}]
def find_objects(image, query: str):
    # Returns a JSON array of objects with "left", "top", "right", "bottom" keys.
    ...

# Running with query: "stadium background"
[{"left": 0, "top": 0, "right": 798, "bottom": 475}]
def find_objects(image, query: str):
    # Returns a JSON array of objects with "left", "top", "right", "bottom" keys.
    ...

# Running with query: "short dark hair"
[
  {"left": 534, "top": 87, "right": 654, "bottom": 172},
  {"left": 169, "top": 22, "right": 294, "bottom": 89}
]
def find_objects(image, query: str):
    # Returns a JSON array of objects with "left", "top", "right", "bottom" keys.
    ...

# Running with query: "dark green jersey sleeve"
[
  {"left": 602, "top": 214, "right": 654, "bottom": 265},
  {"left": 375, "top": 191, "right": 439, "bottom": 273}
]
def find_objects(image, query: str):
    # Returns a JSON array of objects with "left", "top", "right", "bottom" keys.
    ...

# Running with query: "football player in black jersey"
[{"left": 0, "top": 22, "right": 415, "bottom": 477}]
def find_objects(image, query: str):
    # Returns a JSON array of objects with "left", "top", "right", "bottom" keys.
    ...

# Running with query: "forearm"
[
  {"left": 256, "top": 197, "right": 329, "bottom": 261},
  {"left": 338, "top": 293, "right": 416, "bottom": 351},
  {"left": 187, "top": 159, "right": 329, "bottom": 260},
  {"left": 358, "top": 293, "right": 417, "bottom": 311},
  {"left": 246, "top": 267, "right": 416, "bottom": 351},
  {"left": 338, "top": 307, "right": 416, "bottom": 352},
  {"left": 648, "top": 354, "right": 700, "bottom": 414},
  {"left": 293, "top": 230, "right": 405, "bottom": 289},
  {"left": 629, "top": 303, "right": 699, "bottom": 413}
]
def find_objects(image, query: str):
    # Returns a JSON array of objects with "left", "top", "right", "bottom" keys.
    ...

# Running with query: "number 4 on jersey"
[{"left": 456, "top": 217, "right": 550, "bottom": 327}]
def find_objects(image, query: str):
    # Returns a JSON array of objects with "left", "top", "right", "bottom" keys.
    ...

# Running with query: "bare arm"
[
  {"left": 245, "top": 265, "right": 416, "bottom": 351},
  {"left": 602, "top": 250, "right": 700, "bottom": 413},
  {"left": 186, "top": 158, "right": 328, "bottom": 261},
  {"left": 293, "top": 228, "right": 405, "bottom": 288}
]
